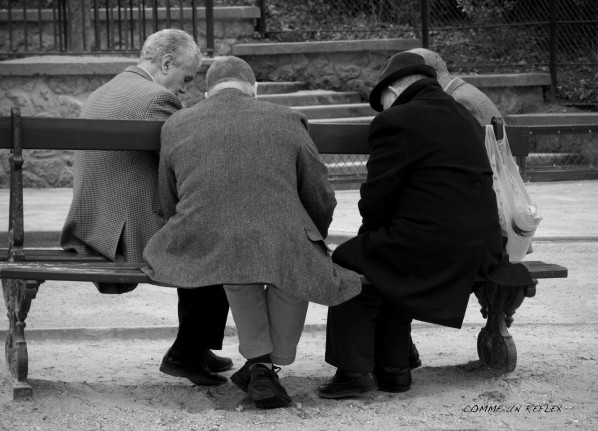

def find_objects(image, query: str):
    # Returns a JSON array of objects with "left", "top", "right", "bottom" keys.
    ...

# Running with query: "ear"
[
  {"left": 160, "top": 54, "right": 175, "bottom": 74},
  {"left": 387, "top": 85, "right": 400, "bottom": 97}
]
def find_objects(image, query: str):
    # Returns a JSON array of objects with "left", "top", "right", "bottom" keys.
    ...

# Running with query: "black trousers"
[
  {"left": 171, "top": 285, "right": 229, "bottom": 359},
  {"left": 325, "top": 283, "right": 412, "bottom": 373}
]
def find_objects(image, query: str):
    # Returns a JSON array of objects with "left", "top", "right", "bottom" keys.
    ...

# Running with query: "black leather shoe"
[
  {"left": 230, "top": 361, "right": 251, "bottom": 392},
  {"left": 409, "top": 338, "right": 422, "bottom": 369},
  {"left": 317, "top": 369, "right": 378, "bottom": 399},
  {"left": 160, "top": 348, "right": 227, "bottom": 386},
  {"left": 203, "top": 350, "right": 233, "bottom": 373},
  {"left": 247, "top": 364, "right": 292, "bottom": 409},
  {"left": 375, "top": 367, "right": 412, "bottom": 393}
]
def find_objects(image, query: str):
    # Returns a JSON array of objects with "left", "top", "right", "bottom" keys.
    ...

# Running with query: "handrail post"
[
  {"left": 420, "top": 0, "right": 429, "bottom": 48},
  {"left": 549, "top": 0, "right": 557, "bottom": 102},
  {"left": 206, "top": 0, "right": 215, "bottom": 57},
  {"left": 257, "top": 0, "right": 266, "bottom": 39}
]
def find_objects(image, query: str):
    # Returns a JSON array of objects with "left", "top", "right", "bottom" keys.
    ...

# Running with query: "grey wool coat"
[
  {"left": 444, "top": 77, "right": 502, "bottom": 126},
  {"left": 142, "top": 89, "right": 362, "bottom": 306},
  {"left": 60, "top": 66, "right": 182, "bottom": 262}
]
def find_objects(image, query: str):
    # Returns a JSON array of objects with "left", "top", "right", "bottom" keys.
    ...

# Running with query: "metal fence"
[
  {"left": 0, "top": 0, "right": 228, "bottom": 57},
  {"left": 261, "top": 0, "right": 597, "bottom": 176},
  {"left": 262, "top": 0, "right": 597, "bottom": 108}
]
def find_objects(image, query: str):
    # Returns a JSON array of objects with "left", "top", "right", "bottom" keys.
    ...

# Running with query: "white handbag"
[{"left": 484, "top": 124, "right": 542, "bottom": 262}]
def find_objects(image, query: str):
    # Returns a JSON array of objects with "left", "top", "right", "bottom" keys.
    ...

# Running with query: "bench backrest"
[{"left": 0, "top": 109, "right": 514, "bottom": 155}]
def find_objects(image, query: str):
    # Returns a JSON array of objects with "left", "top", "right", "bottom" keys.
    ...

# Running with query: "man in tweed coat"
[
  {"left": 60, "top": 29, "right": 232, "bottom": 386},
  {"left": 143, "top": 56, "right": 361, "bottom": 409}
]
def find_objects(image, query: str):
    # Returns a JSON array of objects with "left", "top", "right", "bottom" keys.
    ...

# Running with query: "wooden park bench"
[{"left": 0, "top": 106, "right": 568, "bottom": 399}]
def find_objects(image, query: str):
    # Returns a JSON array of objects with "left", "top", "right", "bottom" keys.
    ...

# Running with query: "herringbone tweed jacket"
[
  {"left": 60, "top": 66, "right": 182, "bottom": 262},
  {"left": 444, "top": 77, "right": 502, "bottom": 126},
  {"left": 142, "top": 89, "right": 362, "bottom": 306}
]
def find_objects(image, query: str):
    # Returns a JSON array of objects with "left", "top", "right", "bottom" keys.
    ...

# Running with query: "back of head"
[
  {"left": 140, "top": 29, "right": 201, "bottom": 67},
  {"left": 206, "top": 56, "right": 256, "bottom": 94}
]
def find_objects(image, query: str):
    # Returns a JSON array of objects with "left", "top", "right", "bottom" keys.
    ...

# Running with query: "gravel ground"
[{"left": 1, "top": 241, "right": 597, "bottom": 430}]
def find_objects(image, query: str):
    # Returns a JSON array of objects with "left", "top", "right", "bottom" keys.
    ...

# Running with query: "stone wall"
[
  {"left": 234, "top": 41, "right": 550, "bottom": 115},
  {"left": 0, "top": 56, "right": 213, "bottom": 188},
  {"left": 234, "top": 39, "right": 421, "bottom": 101}
]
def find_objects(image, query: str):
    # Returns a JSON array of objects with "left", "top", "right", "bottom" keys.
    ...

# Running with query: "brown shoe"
[
  {"left": 230, "top": 361, "right": 251, "bottom": 392},
  {"left": 160, "top": 348, "right": 227, "bottom": 386},
  {"left": 317, "top": 369, "right": 378, "bottom": 399},
  {"left": 375, "top": 367, "right": 412, "bottom": 393},
  {"left": 203, "top": 349, "right": 233, "bottom": 373},
  {"left": 247, "top": 364, "right": 292, "bottom": 409},
  {"left": 409, "top": 337, "right": 422, "bottom": 369}
]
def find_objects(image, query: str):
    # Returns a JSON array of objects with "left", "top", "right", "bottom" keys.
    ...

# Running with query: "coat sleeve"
[
  {"left": 358, "top": 112, "right": 411, "bottom": 232},
  {"left": 158, "top": 127, "right": 178, "bottom": 221},
  {"left": 295, "top": 116, "right": 337, "bottom": 238}
]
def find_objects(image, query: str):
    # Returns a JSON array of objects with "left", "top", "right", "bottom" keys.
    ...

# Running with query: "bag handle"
[{"left": 491, "top": 116, "right": 504, "bottom": 141}]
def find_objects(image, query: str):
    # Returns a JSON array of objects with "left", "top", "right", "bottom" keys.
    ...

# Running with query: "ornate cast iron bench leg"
[
  {"left": 2, "top": 278, "right": 42, "bottom": 399},
  {"left": 474, "top": 280, "right": 537, "bottom": 372}
]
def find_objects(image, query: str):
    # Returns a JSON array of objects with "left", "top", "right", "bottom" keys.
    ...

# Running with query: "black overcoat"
[{"left": 332, "top": 78, "right": 531, "bottom": 328}]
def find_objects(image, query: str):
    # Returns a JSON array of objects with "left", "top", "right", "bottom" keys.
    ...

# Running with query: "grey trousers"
[{"left": 224, "top": 284, "right": 308, "bottom": 365}]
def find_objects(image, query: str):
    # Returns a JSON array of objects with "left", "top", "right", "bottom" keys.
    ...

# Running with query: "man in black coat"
[{"left": 318, "top": 52, "right": 532, "bottom": 399}]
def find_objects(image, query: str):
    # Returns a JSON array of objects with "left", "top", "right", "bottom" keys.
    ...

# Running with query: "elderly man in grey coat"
[
  {"left": 143, "top": 56, "right": 361, "bottom": 409},
  {"left": 409, "top": 48, "right": 502, "bottom": 126},
  {"left": 60, "top": 29, "right": 232, "bottom": 387}
]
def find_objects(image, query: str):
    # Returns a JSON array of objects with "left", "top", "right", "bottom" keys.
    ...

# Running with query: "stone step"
[
  {"left": 257, "top": 90, "right": 362, "bottom": 107},
  {"left": 292, "top": 103, "right": 376, "bottom": 120},
  {"left": 256, "top": 81, "right": 309, "bottom": 95}
]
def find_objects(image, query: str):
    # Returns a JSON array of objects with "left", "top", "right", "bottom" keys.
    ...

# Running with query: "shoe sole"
[
  {"left": 247, "top": 382, "right": 292, "bottom": 409},
  {"left": 317, "top": 383, "right": 378, "bottom": 399},
  {"left": 159, "top": 363, "right": 227, "bottom": 386},
  {"left": 378, "top": 384, "right": 411, "bottom": 393},
  {"left": 209, "top": 362, "right": 234, "bottom": 373}
]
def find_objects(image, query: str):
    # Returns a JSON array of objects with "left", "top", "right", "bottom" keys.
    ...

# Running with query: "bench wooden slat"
[
  {"left": 521, "top": 260, "right": 568, "bottom": 278},
  {"left": 0, "top": 248, "right": 108, "bottom": 262},
  {"left": 6, "top": 115, "right": 581, "bottom": 157},
  {"left": 358, "top": 261, "right": 566, "bottom": 286},
  {"left": 0, "top": 117, "right": 372, "bottom": 154},
  {"left": 0, "top": 260, "right": 567, "bottom": 287},
  {"left": 0, "top": 262, "right": 152, "bottom": 284},
  {"left": 0, "top": 117, "right": 163, "bottom": 151}
]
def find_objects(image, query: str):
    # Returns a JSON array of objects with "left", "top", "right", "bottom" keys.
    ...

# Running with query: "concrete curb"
[{"left": 2, "top": 321, "right": 594, "bottom": 343}]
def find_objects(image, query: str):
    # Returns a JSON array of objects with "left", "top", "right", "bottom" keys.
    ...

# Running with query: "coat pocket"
[{"left": 304, "top": 227, "right": 332, "bottom": 253}]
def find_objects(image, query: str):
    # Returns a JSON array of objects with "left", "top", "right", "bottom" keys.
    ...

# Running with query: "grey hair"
[
  {"left": 408, "top": 48, "right": 450, "bottom": 78},
  {"left": 139, "top": 29, "right": 201, "bottom": 66}
]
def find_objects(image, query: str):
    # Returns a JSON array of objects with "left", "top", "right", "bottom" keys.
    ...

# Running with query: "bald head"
[
  {"left": 408, "top": 48, "right": 451, "bottom": 87},
  {"left": 206, "top": 56, "right": 257, "bottom": 97}
]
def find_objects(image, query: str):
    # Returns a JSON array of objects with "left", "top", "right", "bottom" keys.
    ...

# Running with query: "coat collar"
[
  {"left": 390, "top": 78, "right": 442, "bottom": 109},
  {"left": 124, "top": 65, "right": 155, "bottom": 82},
  {"left": 444, "top": 77, "right": 466, "bottom": 95}
]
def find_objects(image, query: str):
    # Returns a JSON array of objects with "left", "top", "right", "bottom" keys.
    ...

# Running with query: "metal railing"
[
  {"left": 0, "top": 0, "right": 218, "bottom": 56},
  {"left": 258, "top": 0, "right": 597, "bottom": 108}
]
